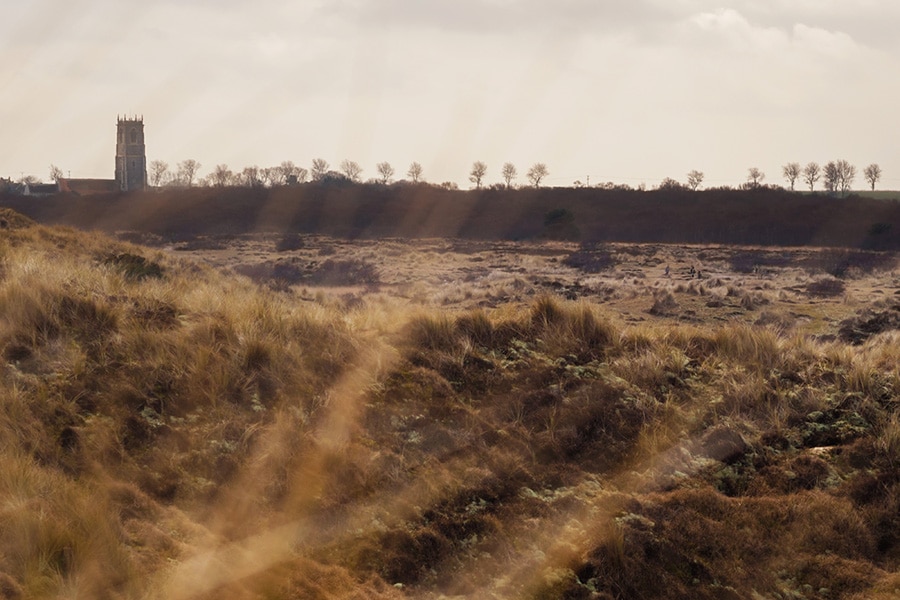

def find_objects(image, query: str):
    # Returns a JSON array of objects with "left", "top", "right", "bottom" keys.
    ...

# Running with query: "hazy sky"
[{"left": 2, "top": 0, "right": 898, "bottom": 188}]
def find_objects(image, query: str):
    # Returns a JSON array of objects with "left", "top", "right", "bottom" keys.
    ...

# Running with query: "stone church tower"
[{"left": 115, "top": 116, "right": 147, "bottom": 191}]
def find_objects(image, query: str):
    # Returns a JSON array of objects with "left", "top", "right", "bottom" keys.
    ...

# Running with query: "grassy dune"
[{"left": 0, "top": 211, "right": 899, "bottom": 599}]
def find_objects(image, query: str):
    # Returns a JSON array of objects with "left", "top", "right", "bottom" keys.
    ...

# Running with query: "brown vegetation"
[
  {"left": 0, "top": 213, "right": 899, "bottom": 598},
  {"left": 3, "top": 184, "right": 900, "bottom": 249}
]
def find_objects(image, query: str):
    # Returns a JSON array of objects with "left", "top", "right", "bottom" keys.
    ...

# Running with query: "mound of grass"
[
  {"left": 563, "top": 244, "right": 617, "bottom": 273},
  {"left": 730, "top": 250, "right": 793, "bottom": 273},
  {"left": 2, "top": 211, "right": 900, "bottom": 599},
  {"left": 838, "top": 303, "right": 900, "bottom": 344},
  {"left": 802, "top": 249, "right": 897, "bottom": 278},
  {"left": 806, "top": 277, "right": 846, "bottom": 298},
  {"left": 102, "top": 252, "right": 164, "bottom": 280},
  {"left": 235, "top": 257, "right": 380, "bottom": 288}
]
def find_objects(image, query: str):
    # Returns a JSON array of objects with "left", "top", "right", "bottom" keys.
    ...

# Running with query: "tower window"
[{"left": 130, "top": 129, "right": 137, "bottom": 143}]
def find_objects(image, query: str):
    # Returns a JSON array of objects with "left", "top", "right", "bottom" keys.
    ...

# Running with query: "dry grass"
[{"left": 0, "top": 217, "right": 899, "bottom": 598}]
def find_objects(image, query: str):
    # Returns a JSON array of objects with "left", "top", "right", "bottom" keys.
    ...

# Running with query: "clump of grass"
[
  {"left": 530, "top": 296, "right": 618, "bottom": 359},
  {"left": 712, "top": 323, "right": 782, "bottom": 372},
  {"left": 739, "top": 290, "right": 769, "bottom": 311},
  {"left": 648, "top": 290, "right": 679, "bottom": 316},
  {"left": 806, "top": 276, "right": 846, "bottom": 298},
  {"left": 101, "top": 252, "right": 164, "bottom": 280},
  {"left": 405, "top": 313, "right": 461, "bottom": 353},
  {"left": 0, "top": 454, "right": 136, "bottom": 598},
  {"left": 754, "top": 310, "right": 795, "bottom": 332},
  {"left": 455, "top": 309, "right": 494, "bottom": 348},
  {"left": 875, "top": 413, "right": 900, "bottom": 468}
]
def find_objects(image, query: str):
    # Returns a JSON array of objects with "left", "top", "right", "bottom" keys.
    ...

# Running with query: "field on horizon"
[{"left": 0, "top": 208, "right": 899, "bottom": 599}]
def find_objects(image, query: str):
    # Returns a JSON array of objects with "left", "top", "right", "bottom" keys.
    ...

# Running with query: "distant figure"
[
  {"left": 689, "top": 265, "right": 696, "bottom": 278},
  {"left": 697, "top": 270, "right": 702, "bottom": 279},
  {"left": 664, "top": 265, "right": 670, "bottom": 277}
]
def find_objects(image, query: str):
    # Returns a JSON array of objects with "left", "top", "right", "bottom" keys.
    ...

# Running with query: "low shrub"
[
  {"left": 563, "top": 244, "right": 616, "bottom": 273},
  {"left": 101, "top": 253, "right": 164, "bottom": 280},
  {"left": 275, "top": 233, "right": 305, "bottom": 252},
  {"left": 806, "top": 277, "right": 846, "bottom": 298},
  {"left": 649, "top": 290, "right": 679, "bottom": 316},
  {"left": 802, "top": 249, "right": 897, "bottom": 278}
]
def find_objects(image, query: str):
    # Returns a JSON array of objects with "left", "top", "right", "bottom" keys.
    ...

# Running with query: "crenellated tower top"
[{"left": 115, "top": 115, "right": 147, "bottom": 191}]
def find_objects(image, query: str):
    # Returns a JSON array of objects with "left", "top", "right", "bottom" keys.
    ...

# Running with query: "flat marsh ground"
[{"left": 165, "top": 233, "right": 900, "bottom": 336}]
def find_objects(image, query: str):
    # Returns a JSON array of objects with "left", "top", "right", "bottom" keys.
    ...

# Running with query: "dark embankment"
[{"left": 3, "top": 184, "right": 900, "bottom": 248}]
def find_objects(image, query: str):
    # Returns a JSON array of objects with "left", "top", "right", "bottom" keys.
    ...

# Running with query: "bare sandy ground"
[{"left": 155, "top": 234, "right": 900, "bottom": 338}]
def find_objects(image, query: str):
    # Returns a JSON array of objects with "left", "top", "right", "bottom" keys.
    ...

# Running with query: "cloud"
[
  {"left": 2, "top": 0, "right": 899, "bottom": 187},
  {"left": 790, "top": 24, "right": 862, "bottom": 59},
  {"left": 686, "top": 8, "right": 788, "bottom": 52}
]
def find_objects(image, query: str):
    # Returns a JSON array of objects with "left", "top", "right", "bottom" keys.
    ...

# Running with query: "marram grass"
[{"left": 0, "top": 218, "right": 898, "bottom": 598}]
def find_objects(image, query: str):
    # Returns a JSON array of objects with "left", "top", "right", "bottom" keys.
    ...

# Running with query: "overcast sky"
[{"left": 2, "top": 0, "right": 898, "bottom": 188}]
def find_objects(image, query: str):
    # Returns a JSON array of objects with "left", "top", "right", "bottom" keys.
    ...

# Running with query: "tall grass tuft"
[
  {"left": 530, "top": 296, "right": 619, "bottom": 359},
  {"left": 454, "top": 309, "right": 494, "bottom": 348},
  {"left": 405, "top": 313, "right": 461, "bottom": 353},
  {"left": 712, "top": 323, "right": 783, "bottom": 372}
]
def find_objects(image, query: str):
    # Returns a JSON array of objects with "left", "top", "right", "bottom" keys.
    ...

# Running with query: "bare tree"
[
  {"left": 270, "top": 161, "right": 292, "bottom": 185},
  {"left": 501, "top": 162, "right": 517, "bottom": 188},
  {"left": 864, "top": 163, "right": 882, "bottom": 191},
  {"left": 149, "top": 160, "right": 169, "bottom": 188},
  {"left": 210, "top": 164, "right": 232, "bottom": 187},
  {"left": 686, "top": 170, "right": 704, "bottom": 191},
  {"left": 782, "top": 162, "right": 801, "bottom": 191},
  {"left": 527, "top": 163, "right": 549, "bottom": 187},
  {"left": 271, "top": 161, "right": 307, "bottom": 185},
  {"left": 407, "top": 162, "right": 423, "bottom": 183},
  {"left": 241, "top": 165, "right": 262, "bottom": 187},
  {"left": 260, "top": 167, "right": 278, "bottom": 187},
  {"left": 746, "top": 167, "right": 765, "bottom": 188},
  {"left": 824, "top": 160, "right": 856, "bottom": 195},
  {"left": 340, "top": 159, "right": 363, "bottom": 182},
  {"left": 49, "top": 164, "right": 63, "bottom": 183},
  {"left": 17, "top": 174, "right": 40, "bottom": 186},
  {"left": 177, "top": 159, "right": 201, "bottom": 187},
  {"left": 803, "top": 162, "right": 820, "bottom": 192},
  {"left": 823, "top": 161, "right": 839, "bottom": 192},
  {"left": 376, "top": 161, "right": 395, "bottom": 184},
  {"left": 469, "top": 161, "right": 487, "bottom": 188},
  {"left": 836, "top": 159, "right": 856, "bottom": 194},
  {"left": 311, "top": 158, "right": 329, "bottom": 182}
]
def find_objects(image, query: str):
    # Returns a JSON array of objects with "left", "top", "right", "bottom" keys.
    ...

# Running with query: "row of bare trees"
[
  {"left": 493, "top": 162, "right": 549, "bottom": 189},
  {"left": 782, "top": 161, "right": 882, "bottom": 193},
  {"left": 144, "top": 158, "right": 550, "bottom": 190},
  {"left": 663, "top": 162, "right": 883, "bottom": 195},
  {"left": 21, "top": 158, "right": 883, "bottom": 194}
]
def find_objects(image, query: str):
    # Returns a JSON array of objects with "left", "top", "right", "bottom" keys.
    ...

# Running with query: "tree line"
[
  {"left": 780, "top": 161, "right": 882, "bottom": 193},
  {"left": 141, "top": 159, "right": 551, "bottom": 191},
  {"left": 659, "top": 161, "right": 883, "bottom": 196},
  {"left": 9, "top": 158, "right": 885, "bottom": 195}
]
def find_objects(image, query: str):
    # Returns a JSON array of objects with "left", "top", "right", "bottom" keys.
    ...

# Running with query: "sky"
[{"left": 2, "top": 0, "right": 899, "bottom": 189}]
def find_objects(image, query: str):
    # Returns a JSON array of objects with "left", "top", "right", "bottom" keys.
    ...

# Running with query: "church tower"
[{"left": 115, "top": 116, "right": 147, "bottom": 191}]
